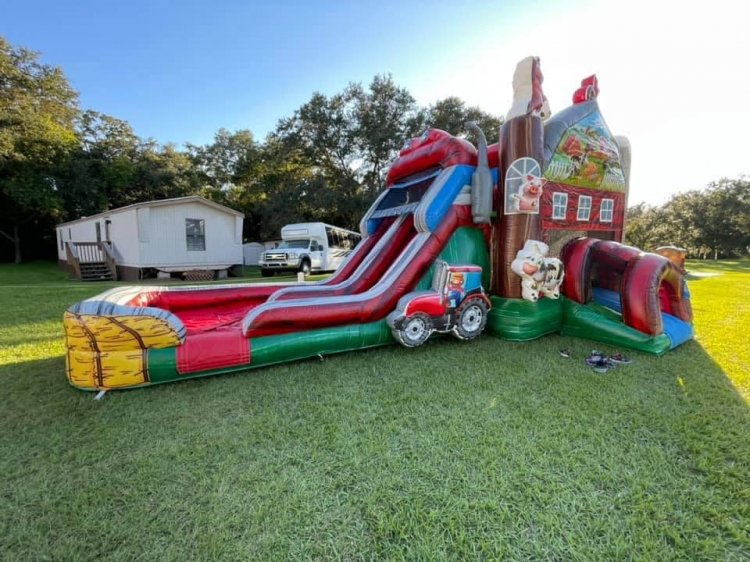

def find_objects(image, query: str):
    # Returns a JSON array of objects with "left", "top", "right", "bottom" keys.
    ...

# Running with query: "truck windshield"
[{"left": 278, "top": 239, "right": 310, "bottom": 249}]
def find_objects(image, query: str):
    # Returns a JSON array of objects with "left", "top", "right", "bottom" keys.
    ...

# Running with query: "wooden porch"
[{"left": 65, "top": 241, "right": 118, "bottom": 281}]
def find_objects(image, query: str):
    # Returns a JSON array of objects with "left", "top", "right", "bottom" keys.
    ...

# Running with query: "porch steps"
[{"left": 79, "top": 262, "right": 114, "bottom": 281}]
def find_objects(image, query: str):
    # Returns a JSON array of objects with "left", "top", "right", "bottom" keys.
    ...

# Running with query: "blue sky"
[
  {"left": 4, "top": 0, "right": 545, "bottom": 144},
  {"left": 4, "top": 0, "right": 748, "bottom": 204}
]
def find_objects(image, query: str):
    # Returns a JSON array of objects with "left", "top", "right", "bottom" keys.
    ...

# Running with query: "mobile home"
[{"left": 57, "top": 196, "right": 244, "bottom": 281}]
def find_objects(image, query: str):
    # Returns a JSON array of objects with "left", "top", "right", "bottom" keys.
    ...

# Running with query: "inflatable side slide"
[{"left": 559, "top": 238, "right": 693, "bottom": 354}]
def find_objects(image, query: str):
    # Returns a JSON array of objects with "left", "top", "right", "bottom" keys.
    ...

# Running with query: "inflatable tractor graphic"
[{"left": 387, "top": 261, "right": 491, "bottom": 347}]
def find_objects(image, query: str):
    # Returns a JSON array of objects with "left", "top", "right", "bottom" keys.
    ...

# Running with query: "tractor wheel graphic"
[
  {"left": 453, "top": 299, "right": 488, "bottom": 340},
  {"left": 396, "top": 313, "right": 432, "bottom": 347}
]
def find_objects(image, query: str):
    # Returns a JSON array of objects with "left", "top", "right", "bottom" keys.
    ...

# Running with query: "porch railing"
[{"left": 65, "top": 241, "right": 118, "bottom": 280}]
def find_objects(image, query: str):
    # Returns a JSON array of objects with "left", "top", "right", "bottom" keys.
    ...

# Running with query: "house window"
[
  {"left": 577, "top": 196, "right": 592, "bottom": 221},
  {"left": 59, "top": 230, "right": 63, "bottom": 251},
  {"left": 95, "top": 222, "right": 102, "bottom": 243},
  {"left": 552, "top": 192, "right": 568, "bottom": 219},
  {"left": 600, "top": 199, "right": 614, "bottom": 223},
  {"left": 186, "top": 219, "right": 206, "bottom": 251}
]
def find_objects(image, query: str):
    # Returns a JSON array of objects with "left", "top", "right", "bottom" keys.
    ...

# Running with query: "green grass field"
[{"left": 1, "top": 261, "right": 748, "bottom": 560}]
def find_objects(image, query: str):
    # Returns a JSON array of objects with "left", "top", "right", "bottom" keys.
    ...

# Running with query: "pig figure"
[{"left": 511, "top": 174, "right": 546, "bottom": 213}]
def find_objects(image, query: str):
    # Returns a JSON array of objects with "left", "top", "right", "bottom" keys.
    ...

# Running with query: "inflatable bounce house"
[{"left": 63, "top": 57, "right": 693, "bottom": 391}]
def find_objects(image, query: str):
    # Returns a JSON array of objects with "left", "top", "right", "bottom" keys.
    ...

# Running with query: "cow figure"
[{"left": 511, "top": 240, "right": 565, "bottom": 302}]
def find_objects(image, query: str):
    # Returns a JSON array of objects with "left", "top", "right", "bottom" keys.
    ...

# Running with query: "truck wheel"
[
  {"left": 453, "top": 299, "right": 488, "bottom": 341},
  {"left": 395, "top": 313, "right": 432, "bottom": 347},
  {"left": 261, "top": 269, "right": 274, "bottom": 278},
  {"left": 298, "top": 259, "right": 311, "bottom": 276}
]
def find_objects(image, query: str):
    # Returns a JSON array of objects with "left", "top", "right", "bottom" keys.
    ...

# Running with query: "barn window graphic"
[
  {"left": 577, "top": 195, "right": 592, "bottom": 221},
  {"left": 600, "top": 198, "right": 614, "bottom": 222},
  {"left": 552, "top": 192, "right": 568, "bottom": 219},
  {"left": 504, "top": 157, "right": 545, "bottom": 215}
]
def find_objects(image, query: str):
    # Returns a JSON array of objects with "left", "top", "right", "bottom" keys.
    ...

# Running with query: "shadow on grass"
[{"left": 1, "top": 336, "right": 749, "bottom": 560}]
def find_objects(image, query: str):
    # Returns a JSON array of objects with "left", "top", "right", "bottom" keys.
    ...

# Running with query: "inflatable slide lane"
[
  {"left": 63, "top": 129, "right": 493, "bottom": 390},
  {"left": 559, "top": 238, "right": 694, "bottom": 354}
]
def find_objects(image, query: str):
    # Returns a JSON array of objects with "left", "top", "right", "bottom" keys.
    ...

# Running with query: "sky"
[{"left": 3, "top": 0, "right": 749, "bottom": 205}]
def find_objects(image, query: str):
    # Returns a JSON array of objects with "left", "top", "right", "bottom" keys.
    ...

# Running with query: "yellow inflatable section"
[{"left": 64, "top": 312, "right": 183, "bottom": 390}]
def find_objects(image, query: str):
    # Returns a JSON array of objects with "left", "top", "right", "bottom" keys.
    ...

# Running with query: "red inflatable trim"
[
  {"left": 176, "top": 329, "right": 250, "bottom": 374},
  {"left": 560, "top": 238, "right": 692, "bottom": 336},
  {"left": 130, "top": 286, "right": 277, "bottom": 312},
  {"left": 573, "top": 75, "right": 599, "bottom": 104},
  {"left": 621, "top": 254, "right": 692, "bottom": 335},
  {"left": 386, "top": 129, "right": 477, "bottom": 186},
  {"left": 487, "top": 142, "right": 500, "bottom": 170},
  {"left": 559, "top": 237, "right": 599, "bottom": 303}
]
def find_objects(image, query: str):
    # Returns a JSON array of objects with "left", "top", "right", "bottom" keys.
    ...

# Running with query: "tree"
[
  {"left": 129, "top": 141, "right": 198, "bottom": 205},
  {"left": 187, "top": 128, "right": 271, "bottom": 240},
  {"left": 626, "top": 177, "right": 750, "bottom": 259},
  {"left": 0, "top": 37, "right": 78, "bottom": 262},
  {"left": 624, "top": 202, "right": 662, "bottom": 250},
  {"left": 57, "top": 110, "right": 140, "bottom": 218},
  {"left": 692, "top": 180, "right": 750, "bottom": 259},
  {"left": 350, "top": 75, "right": 425, "bottom": 193},
  {"left": 58, "top": 111, "right": 200, "bottom": 220},
  {"left": 425, "top": 96, "right": 502, "bottom": 140},
  {"left": 271, "top": 74, "right": 423, "bottom": 231},
  {"left": 187, "top": 128, "right": 262, "bottom": 203}
]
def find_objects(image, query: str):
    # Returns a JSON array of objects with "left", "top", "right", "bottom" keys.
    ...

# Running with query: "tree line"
[
  {"left": 0, "top": 36, "right": 501, "bottom": 263},
  {"left": 2, "top": 36, "right": 746, "bottom": 264},
  {"left": 624, "top": 178, "right": 750, "bottom": 259}
]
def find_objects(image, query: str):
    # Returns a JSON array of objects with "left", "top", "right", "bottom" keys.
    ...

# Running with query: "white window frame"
[
  {"left": 551, "top": 192, "right": 568, "bottom": 220},
  {"left": 600, "top": 198, "right": 614, "bottom": 223},
  {"left": 577, "top": 195, "right": 592, "bottom": 221}
]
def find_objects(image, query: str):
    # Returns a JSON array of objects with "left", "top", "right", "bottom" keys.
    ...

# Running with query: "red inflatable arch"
[
  {"left": 561, "top": 238, "right": 692, "bottom": 336},
  {"left": 559, "top": 237, "right": 599, "bottom": 303},
  {"left": 386, "top": 129, "right": 477, "bottom": 186}
]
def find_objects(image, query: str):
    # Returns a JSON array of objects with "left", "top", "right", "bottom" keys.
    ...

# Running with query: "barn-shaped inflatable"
[{"left": 63, "top": 58, "right": 692, "bottom": 391}]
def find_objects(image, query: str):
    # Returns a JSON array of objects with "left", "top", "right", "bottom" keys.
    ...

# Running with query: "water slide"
[
  {"left": 241, "top": 158, "right": 477, "bottom": 336},
  {"left": 63, "top": 57, "right": 699, "bottom": 392},
  {"left": 64, "top": 129, "right": 485, "bottom": 389},
  {"left": 243, "top": 204, "right": 471, "bottom": 337},
  {"left": 79, "top": 212, "right": 398, "bottom": 335},
  {"left": 267, "top": 214, "right": 416, "bottom": 302}
]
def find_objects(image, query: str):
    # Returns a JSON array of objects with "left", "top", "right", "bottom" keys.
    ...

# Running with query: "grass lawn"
[{"left": 0, "top": 260, "right": 748, "bottom": 560}]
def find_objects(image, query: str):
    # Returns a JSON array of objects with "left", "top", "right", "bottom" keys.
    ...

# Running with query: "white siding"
[
  {"left": 57, "top": 219, "right": 101, "bottom": 260},
  {"left": 234, "top": 216, "right": 243, "bottom": 244},
  {"left": 137, "top": 207, "right": 151, "bottom": 242},
  {"left": 139, "top": 202, "right": 242, "bottom": 269},
  {"left": 110, "top": 210, "right": 140, "bottom": 266},
  {"left": 57, "top": 211, "right": 141, "bottom": 265},
  {"left": 57, "top": 198, "right": 243, "bottom": 269},
  {"left": 243, "top": 242, "right": 264, "bottom": 265},
  {"left": 56, "top": 228, "right": 65, "bottom": 260}
]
